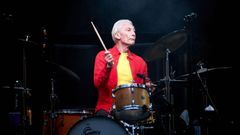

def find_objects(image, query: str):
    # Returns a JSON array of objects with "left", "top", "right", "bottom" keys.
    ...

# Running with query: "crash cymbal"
[
  {"left": 144, "top": 29, "right": 187, "bottom": 62},
  {"left": 45, "top": 60, "right": 80, "bottom": 81},
  {"left": 177, "top": 66, "right": 232, "bottom": 78}
]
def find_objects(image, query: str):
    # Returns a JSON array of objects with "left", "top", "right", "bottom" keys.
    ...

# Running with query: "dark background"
[{"left": 0, "top": 0, "right": 237, "bottom": 135}]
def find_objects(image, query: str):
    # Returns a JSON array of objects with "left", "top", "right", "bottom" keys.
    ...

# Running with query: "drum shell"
[{"left": 112, "top": 83, "right": 151, "bottom": 122}]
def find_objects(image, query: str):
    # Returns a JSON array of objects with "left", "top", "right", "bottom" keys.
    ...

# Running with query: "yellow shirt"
[{"left": 117, "top": 53, "right": 133, "bottom": 85}]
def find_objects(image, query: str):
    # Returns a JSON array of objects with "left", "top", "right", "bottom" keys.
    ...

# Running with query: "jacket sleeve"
[{"left": 93, "top": 51, "right": 111, "bottom": 88}]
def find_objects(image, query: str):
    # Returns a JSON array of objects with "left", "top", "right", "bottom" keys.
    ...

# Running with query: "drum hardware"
[
  {"left": 16, "top": 35, "right": 35, "bottom": 135},
  {"left": 154, "top": 48, "right": 177, "bottom": 135},
  {"left": 40, "top": 29, "right": 80, "bottom": 135},
  {"left": 48, "top": 77, "right": 58, "bottom": 135},
  {"left": 39, "top": 28, "right": 58, "bottom": 135},
  {"left": 144, "top": 27, "right": 188, "bottom": 135},
  {"left": 194, "top": 63, "right": 219, "bottom": 135},
  {"left": 44, "top": 60, "right": 81, "bottom": 132},
  {"left": 147, "top": 32, "right": 187, "bottom": 134},
  {"left": 2, "top": 81, "right": 32, "bottom": 134},
  {"left": 121, "top": 121, "right": 138, "bottom": 135},
  {"left": 176, "top": 66, "right": 231, "bottom": 78},
  {"left": 120, "top": 120, "right": 155, "bottom": 135},
  {"left": 196, "top": 63, "right": 224, "bottom": 113}
]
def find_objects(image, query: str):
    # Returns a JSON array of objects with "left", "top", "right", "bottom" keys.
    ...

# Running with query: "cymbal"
[
  {"left": 153, "top": 76, "right": 187, "bottom": 85},
  {"left": 177, "top": 66, "right": 232, "bottom": 78},
  {"left": 45, "top": 60, "right": 80, "bottom": 81},
  {"left": 155, "top": 78, "right": 187, "bottom": 83},
  {"left": 18, "top": 38, "right": 39, "bottom": 46},
  {"left": 1, "top": 85, "right": 32, "bottom": 91},
  {"left": 144, "top": 29, "right": 187, "bottom": 62}
]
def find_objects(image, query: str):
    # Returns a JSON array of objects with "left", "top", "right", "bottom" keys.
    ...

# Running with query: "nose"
[{"left": 131, "top": 31, "right": 136, "bottom": 38}]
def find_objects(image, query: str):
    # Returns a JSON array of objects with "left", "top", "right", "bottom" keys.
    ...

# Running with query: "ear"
[{"left": 115, "top": 32, "right": 121, "bottom": 40}]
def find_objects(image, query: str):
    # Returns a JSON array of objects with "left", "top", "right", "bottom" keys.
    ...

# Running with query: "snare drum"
[
  {"left": 112, "top": 83, "right": 151, "bottom": 122},
  {"left": 42, "top": 108, "right": 93, "bottom": 135}
]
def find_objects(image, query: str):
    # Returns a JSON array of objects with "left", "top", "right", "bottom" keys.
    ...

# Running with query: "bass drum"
[{"left": 67, "top": 116, "right": 129, "bottom": 135}]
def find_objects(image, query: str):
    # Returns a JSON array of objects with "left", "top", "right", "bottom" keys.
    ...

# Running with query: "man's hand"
[{"left": 104, "top": 51, "right": 114, "bottom": 68}]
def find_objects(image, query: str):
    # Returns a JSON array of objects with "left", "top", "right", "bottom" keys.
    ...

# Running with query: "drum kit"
[
  {"left": 68, "top": 28, "right": 230, "bottom": 135},
  {"left": 2, "top": 27, "right": 231, "bottom": 135},
  {"left": 66, "top": 29, "right": 190, "bottom": 135}
]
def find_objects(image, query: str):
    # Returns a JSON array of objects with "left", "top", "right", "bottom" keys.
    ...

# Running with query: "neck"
[{"left": 117, "top": 43, "right": 129, "bottom": 53}]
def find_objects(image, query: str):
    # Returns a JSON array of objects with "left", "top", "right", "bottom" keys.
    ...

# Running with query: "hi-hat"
[
  {"left": 144, "top": 29, "right": 187, "bottom": 62},
  {"left": 177, "top": 66, "right": 232, "bottom": 78}
]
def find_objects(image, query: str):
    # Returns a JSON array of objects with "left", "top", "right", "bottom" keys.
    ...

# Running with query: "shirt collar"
[{"left": 112, "top": 44, "right": 134, "bottom": 59}]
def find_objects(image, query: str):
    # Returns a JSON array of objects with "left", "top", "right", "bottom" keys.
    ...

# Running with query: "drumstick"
[{"left": 91, "top": 21, "right": 108, "bottom": 51}]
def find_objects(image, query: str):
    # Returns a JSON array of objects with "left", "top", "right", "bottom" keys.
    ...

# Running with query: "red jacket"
[{"left": 93, "top": 45, "right": 148, "bottom": 113}]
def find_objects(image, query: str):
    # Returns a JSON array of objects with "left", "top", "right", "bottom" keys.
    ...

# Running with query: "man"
[{"left": 93, "top": 19, "right": 152, "bottom": 116}]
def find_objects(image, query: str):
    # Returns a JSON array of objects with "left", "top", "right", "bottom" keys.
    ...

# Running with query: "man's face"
[{"left": 117, "top": 22, "right": 136, "bottom": 46}]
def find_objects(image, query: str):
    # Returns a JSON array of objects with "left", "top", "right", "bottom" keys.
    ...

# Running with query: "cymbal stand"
[
  {"left": 196, "top": 66, "right": 219, "bottom": 135},
  {"left": 20, "top": 35, "right": 33, "bottom": 135},
  {"left": 49, "top": 75, "right": 58, "bottom": 135},
  {"left": 120, "top": 120, "right": 154, "bottom": 135},
  {"left": 163, "top": 48, "right": 176, "bottom": 135}
]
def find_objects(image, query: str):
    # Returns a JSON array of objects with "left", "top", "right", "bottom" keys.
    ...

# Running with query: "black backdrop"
[{"left": 0, "top": 0, "right": 237, "bottom": 134}]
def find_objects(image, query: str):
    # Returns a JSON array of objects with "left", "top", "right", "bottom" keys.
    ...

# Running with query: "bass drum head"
[{"left": 67, "top": 116, "right": 128, "bottom": 135}]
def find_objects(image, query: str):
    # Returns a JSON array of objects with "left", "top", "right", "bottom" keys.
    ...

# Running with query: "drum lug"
[
  {"left": 149, "top": 103, "right": 152, "bottom": 109},
  {"left": 131, "top": 99, "right": 135, "bottom": 105},
  {"left": 131, "top": 87, "right": 134, "bottom": 93}
]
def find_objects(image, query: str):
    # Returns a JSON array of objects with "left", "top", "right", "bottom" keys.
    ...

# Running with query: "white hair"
[{"left": 111, "top": 19, "right": 133, "bottom": 43}]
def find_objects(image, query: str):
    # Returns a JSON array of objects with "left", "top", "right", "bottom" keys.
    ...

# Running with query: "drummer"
[{"left": 93, "top": 19, "right": 154, "bottom": 116}]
